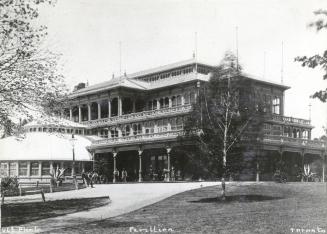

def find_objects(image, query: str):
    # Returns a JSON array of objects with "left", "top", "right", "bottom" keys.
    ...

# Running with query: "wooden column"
[
  {"left": 322, "top": 153, "right": 325, "bottom": 183},
  {"left": 138, "top": 150, "right": 143, "bottom": 182},
  {"left": 118, "top": 96, "right": 122, "bottom": 116},
  {"left": 113, "top": 152, "right": 117, "bottom": 183},
  {"left": 50, "top": 161, "right": 54, "bottom": 174},
  {"left": 69, "top": 108, "right": 73, "bottom": 121},
  {"left": 132, "top": 100, "right": 136, "bottom": 113},
  {"left": 78, "top": 106, "right": 82, "bottom": 123},
  {"left": 166, "top": 147, "right": 172, "bottom": 182},
  {"left": 256, "top": 161, "right": 260, "bottom": 182},
  {"left": 39, "top": 161, "right": 42, "bottom": 177},
  {"left": 157, "top": 99, "right": 160, "bottom": 109},
  {"left": 98, "top": 102, "right": 101, "bottom": 119},
  {"left": 169, "top": 97, "right": 172, "bottom": 108},
  {"left": 108, "top": 99, "right": 111, "bottom": 118},
  {"left": 27, "top": 162, "right": 31, "bottom": 177},
  {"left": 87, "top": 104, "right": 91, "bottom": 121},
  {"left": 16, "top": 162, "right": 19, "bottom": 177},
  {"left": 301, "top": 150, "right": 305, "bottom": 182}
]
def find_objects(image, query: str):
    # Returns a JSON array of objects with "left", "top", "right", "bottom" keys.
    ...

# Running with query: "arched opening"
[
  {"left": 164, "top": 97, "right": 169, "bottom": 108},
  {"left": 81, "top": 104, "right": 88, "bottom": 121},
  {"left": 122, "top": 97, "right": 133, "bottom": 115},
  {"left": 122, "top": 125, "right": 131, "bottom": 137},
  {"left": 135, "top": 99, "right": 145, "bottom": 112},
  {"left": 172, "top": 96, "right": 177, "bottom": 107},
  {"left": 111, "top": 98, "right": 118, "bottom": 117},
  {"left": 90, "top": 102, "right": 98, "bottom": 120},
  {"left": 110, "top": 127, "right": 119, "bottom": 138},
  {"left": 100, "top": 100, "right": 109, "bottom": 118}
]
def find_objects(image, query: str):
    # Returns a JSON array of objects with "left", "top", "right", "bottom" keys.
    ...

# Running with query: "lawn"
[
  {"left": 51, "top": 182, "right": 327, "bottom": 234},
  {"left": 1, "top": 196, "right": 110, "bottom": 227}
]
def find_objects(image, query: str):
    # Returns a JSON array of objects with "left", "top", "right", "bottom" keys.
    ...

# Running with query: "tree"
[
  {"left": 295, "top": 9, "right": 327, "bottom": 102},
  {"left": 0, "top": 0, "right": 68, "bottom": 132},
  {"left": 183, "top": 52, "right": 264, "bottom": 200}
]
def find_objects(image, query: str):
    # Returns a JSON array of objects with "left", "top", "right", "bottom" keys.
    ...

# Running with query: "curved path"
[{"left": 6, "top": 182, "right": 219, "bottom": 233}]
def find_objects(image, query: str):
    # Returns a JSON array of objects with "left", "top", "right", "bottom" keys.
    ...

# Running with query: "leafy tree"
[
  {"left": 182, "top": 52, "right": 264, "bottom": 200},
  {"left": 295, "top": 10, "right": 327, "bottom": 102},
  {"left": 0, "top": 0, "right": 68, "bottom": 133}
]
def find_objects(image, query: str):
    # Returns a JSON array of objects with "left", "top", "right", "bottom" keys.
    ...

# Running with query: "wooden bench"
[{"left": 1, "top": 188, "right": 45, "bottom": 205}]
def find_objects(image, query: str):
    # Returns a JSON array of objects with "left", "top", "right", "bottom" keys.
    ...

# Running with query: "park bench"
[{"left": 1, "top": 186, "right": 46, "bottom": 205}]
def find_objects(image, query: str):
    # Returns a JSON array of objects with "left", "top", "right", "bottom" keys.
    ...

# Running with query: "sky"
[{"left": 39, "top": 0, "right": 327, "bottom": 137}]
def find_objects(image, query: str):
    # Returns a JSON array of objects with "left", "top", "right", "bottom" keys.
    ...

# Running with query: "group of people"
[
  {"left": 81, "top": 171, "right": 104, "bottom": 187},
  {"left": 113, "top": 168, "right": 128, "bottom": 182}
]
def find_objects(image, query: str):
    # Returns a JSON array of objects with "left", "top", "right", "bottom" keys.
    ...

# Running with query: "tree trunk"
[{"left": 221, "top": 148, "right": 227, "bottom": 201}]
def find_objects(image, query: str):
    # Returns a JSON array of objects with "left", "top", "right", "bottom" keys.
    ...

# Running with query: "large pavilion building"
[
  {"left": 62, "top": 58, "right": 326, "bottom": 182},
  {"left": 0, "top": 58, "right": 325, "bottom": 183}
]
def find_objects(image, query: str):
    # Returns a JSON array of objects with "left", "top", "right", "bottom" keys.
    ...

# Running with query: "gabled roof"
[
  {"left": 69, "top": 58, "right": 214, "bottom": 98},
  {"left": 68, "top": 58, "right": 289, "bottom": 98},
  {"left": 240, "top": 72, "right": 290, "bottom": 90},
  {"left": 69, "top": 77, "right": 149, "bottom": 98}
]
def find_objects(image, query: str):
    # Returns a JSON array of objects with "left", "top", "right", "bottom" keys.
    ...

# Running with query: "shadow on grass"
[
  {"left": 189, "top": 195, "right": 283, "bottom": 203},
  {"left": 2, "top": 196, "right": 110, "bottom": 227}
]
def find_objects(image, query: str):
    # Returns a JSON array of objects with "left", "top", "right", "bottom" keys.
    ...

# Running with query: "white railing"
[
  {"left": 81, "top": 105, "right": 192, "bottom": 127},
  {"left": 270, "top": 114, "right": 311, "bottom": 125},
  {"left": 262, "top": 135, "right": 324, "bottom": 148},
  {"left": 91, "top": 130, "right": 184, "bottom": 146}
]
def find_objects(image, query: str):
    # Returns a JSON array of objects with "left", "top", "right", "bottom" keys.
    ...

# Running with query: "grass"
[
  {"left": 1, "top": 196, "right": 110, "bottom": 227},
  {"left": 52, "top": 182, "right": 327, "bottom": 234}
]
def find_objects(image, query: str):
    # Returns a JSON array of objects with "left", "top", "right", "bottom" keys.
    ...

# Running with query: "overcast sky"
[{"left": 40, "top": 0, "right": 327, "bottom": 137}]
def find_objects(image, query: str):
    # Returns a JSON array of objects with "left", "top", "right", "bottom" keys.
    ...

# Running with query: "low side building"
[{"left": 0, "top": 120, "right": 94, "bottom": 183}]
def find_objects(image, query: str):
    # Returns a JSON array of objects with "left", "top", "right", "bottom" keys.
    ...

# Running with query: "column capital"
[
  {"left": 113, "top": 151, "right": 118, "bottom": 157},
  {"left": 138, "top": 150, "right": 143, "bottom": 156},
  {"left": 166, "top": 147, "right": 172, "bottom": 154}
]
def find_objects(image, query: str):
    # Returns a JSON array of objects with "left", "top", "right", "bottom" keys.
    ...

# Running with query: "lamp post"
[{"left": 70, "top": 134, "right": 78, "bottom": 190}]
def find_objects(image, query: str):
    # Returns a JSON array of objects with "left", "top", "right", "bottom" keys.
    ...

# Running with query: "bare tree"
[
  {"left": 183, "top": 52, "right": 264, "bottom": 200},
  {"left": 0, "top": 0, "right": 68, "bottom": 131}
]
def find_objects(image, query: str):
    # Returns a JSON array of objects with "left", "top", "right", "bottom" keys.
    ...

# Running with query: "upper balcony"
[
  {"left": 267, "top": 114, "right": 312, "bottom": 127},
  {"left": 89, "top": 129, "right": 325, "bottom": 155},
  {"left": 262, "top": 135, "right": 325, "bottom": 153},
  {"left": 81, "top": 104, "right": 192, "bottom": 128},
  {"left": 89, "top": 130, "right": 184, "bottom": 149}
]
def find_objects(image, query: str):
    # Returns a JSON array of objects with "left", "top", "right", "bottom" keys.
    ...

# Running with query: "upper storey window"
[{"left": 272, "top": 97, "right": 280, "bottom": 115}]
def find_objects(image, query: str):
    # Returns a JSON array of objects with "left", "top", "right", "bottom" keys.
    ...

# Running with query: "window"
[
  {"left": 153, "top": 100, "right": 158, "bottom": 110},
  {"left": 157, "top": 119, "right": 168, "bottom": 132},
  {"left": 184, "top": 93, "right": 190, "bottom": 105},
  {"left": 190, "top": 92, "right": 196, "bottom": 104},
  {"left": 164, "top": 97, "right": 169, "bottom": 108},
  {"left": 19, "top": 162, "right": 28, "bottom": 176},
  {"left": 177, "top": 95, "right": 182, "bottom": 106},
  {"left": 0, "top": 163, "right": 8, "bottom": 177},
  {"left": 111, "top": 128, "right": 119, "bottom": 138},
  {"left": 145, "top": 121, "right": 154, "bottom": 134},
  {"left": 122, "top": 125, "right": 131, "bottom": 137},
  {"left": 159, "top": 98, "right": 164, "bottom": 108},
  {"left": 272, "top": 97, "right": 280, "bottom": 114},
  {"left": 132, "top": 124, "right": 142, "bottom": 135},
  {"left": 9, "top": 162, "right": 17, "bottom": 177},
  {"left": 31, "top": 162, "right": 39, "bottom": 176},
  {"left": 42, "top": 162, "right": 50, "bottom": 176},
  {"left": 172, "top": 96, "right": 177, "bottom": 107}
]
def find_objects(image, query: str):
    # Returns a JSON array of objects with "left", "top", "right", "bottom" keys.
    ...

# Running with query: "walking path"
[{"left": 6, "top": 182, "right": 219, "bottom": 233}]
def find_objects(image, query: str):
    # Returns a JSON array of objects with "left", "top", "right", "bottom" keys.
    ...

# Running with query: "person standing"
[{"left": 122, "top": 168, "right": 128, "bottom": 183}]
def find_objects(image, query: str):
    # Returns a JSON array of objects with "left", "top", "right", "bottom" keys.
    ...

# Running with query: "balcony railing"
[
  {"left": 269, "top": 114, "right": 311, "bottom": 126},
  {"left": 91, "top": 130, "right": 184, "bottom": 147},
  {"left": 81, "top": 104, "right": 192, "bottom": 128},
  {"left": 262, "top": 135, "right": 324, "bottom": 149}
]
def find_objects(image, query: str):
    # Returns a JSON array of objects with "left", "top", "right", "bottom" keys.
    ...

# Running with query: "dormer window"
[{"left": 272, "top": 97, "right": 280, "bottom": 115}]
